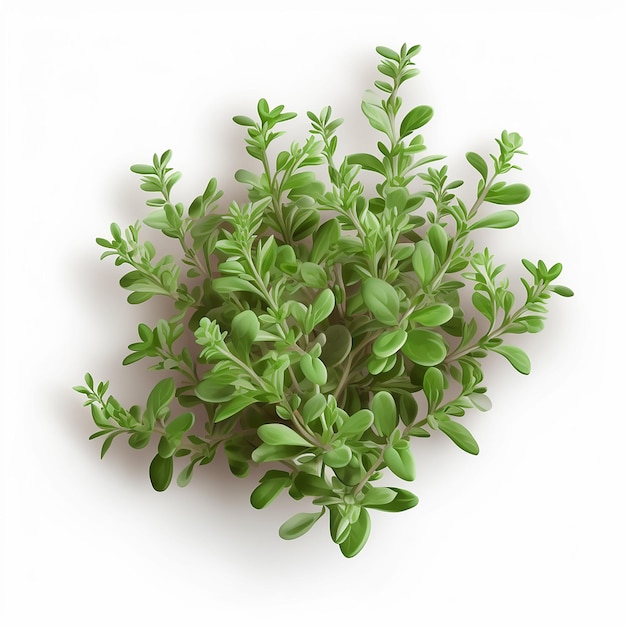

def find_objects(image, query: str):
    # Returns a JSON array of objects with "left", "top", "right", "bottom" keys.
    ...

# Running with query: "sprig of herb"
[{"left": 75, "top": 44, "right": 572, "bottom": 557}]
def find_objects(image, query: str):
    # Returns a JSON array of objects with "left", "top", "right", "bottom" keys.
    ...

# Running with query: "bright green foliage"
[{"left": 75, "top": 44, "right": 572, "bottom": 558}]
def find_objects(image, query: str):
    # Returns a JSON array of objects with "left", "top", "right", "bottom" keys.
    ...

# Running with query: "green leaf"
[
  {"left": 250, "top": 472, "right": 291, "bottom": 509},
  {"left": 437, "top": 420, "right": 479, "bottom": 455},
  {"left": 363, "top": 487, "right": 418, "bottom": 512},
  {"left": 385, "top": 188, "right": 409, "bottom": 212},
  {"left": 176, "top": 460, "right": 198, "bottom": 488},
  {"left": 323, "top": 444, "right": 352, "bottom": 468},
  {"left": 470, "top": 210, "right": 519, "bottom": 230},
  {"left": 279, "top": 510, "right": 324, "bottom": 540},
  {"left": 230, "top": 310, "right": 259, "bottom": 357},
  {"left": 301, "top": 262, "right": 328, "bottom": 289},
  {"left": 251, "top": 444, "right": 307, "bottom": 463},
  {"left": 157, "top": 435, "right": 177, "bottom": 458},
  {"left": 195, "top": 372, "right": 237, "bottom": 403},
  {"left": 347, "top": 153, "right": 386, "bottom": 175},
  {"left": 361, "top": 100, "right": 392, "bottom": 136},
  {"left": 372, "top": 391, "right": 398, "bottom": 438},
  {"left": 146, "top": 378, "right": 175, "bottom": 420},
  {"left": 149, "top": 454, "right": 173, "bottom": 492},
  {"left": 311, "top": 289, "right": 335, "bottom": 326},
  {"left": 130, "top": 164, "right": 156, "bottom": 175},
  {"left": 376, "top": 46, "right": 400, "bottom": 62},
  {"left": 469, "top": 392, "right": 492, "bottom": 412},
  {"left": 233, "top": 115, "right": 256, "bottom": 127},
  {"left": 310, "top": 218, "right": 340, "bottom": 263},
  {"left": 372, "top": 328, "right": 407, "bottom": 359},
  {"left": 402, "top": 329, "right": 447, "bottom": 366},
  {"left": 128, "top": 431, "right": 151, "bottom": 450},
  {"left": 399, "top": 105, "right": 434, "bottom": 138},
  {"left": 410, "top": 304, "right": 453, "bottom": 327},
  {"left": 214, "top": 394, "right": 258, "bottom": 422},
  {"left": 339, "top": 508, "right": 371, "bottom": 558},
  {"left": 320, "top": 325, "right": 352, "bottom": 367},
  {"left": 383, "top": 445, "right": 416, "bottom": 481},
  {"left": 412, "top": 240, "right": 436, "bottom": 286},
  {"left": 423, "top": 366, "right": 444, "bottom": 412},
  {"left": 466, "top": 152, "right": 488, "bottom": 181},
  {"left": 301, "top": 393, "right": 326, "bottom": 423},
  {"left": 165, "top": 412, "right": 195, "bottom": 436},
  {"left": 427, "top": 224, "right": 448, "bottom": 262},
  {"left": 300, "top": 353, "right": 328, "bottom": 385},
  {"left": 361, "top": 487, "right": 397, "bottom": 507},
  {"left": 552, "top": 285, "right": 574, "bottom": 297},
  {"left": 485, "top": 184, "right": 530, "bottom": 205},
  {"left": 257, "top": 424, "right": 311, "bottom": 447},
  {"left": 492, "top": 345, "right": 531, "bottom": 374},
  {"left": 362, "top": 278, "right": 400, "bottom": 326},
  {"left": 339, "top": 409, "right": 374, "bottom": 439},
  {"left": 212, "top": 276, "right": 260, "bottom": 296},
  {"left": 472, "top": 292, "right": 494, "bottom": 322}
]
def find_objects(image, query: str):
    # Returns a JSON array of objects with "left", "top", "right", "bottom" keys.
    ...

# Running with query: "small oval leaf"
[
  {"left": 362, "top": 278, "right": 400, "bottom": 326},
  {"left": 279, "top": 511, "right": 324, "bottom": 540},
  {"left": 402, "top": 329, "right": 447, "bottom": 366}
]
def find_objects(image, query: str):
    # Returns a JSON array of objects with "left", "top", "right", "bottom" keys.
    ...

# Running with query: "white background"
[{"left": 2, "top": 1, "right": 625, "bottom": 623}]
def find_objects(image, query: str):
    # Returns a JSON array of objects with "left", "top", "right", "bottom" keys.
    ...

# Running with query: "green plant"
[{"left": 75, "top": 43, "right": 572, "bottom": 557}]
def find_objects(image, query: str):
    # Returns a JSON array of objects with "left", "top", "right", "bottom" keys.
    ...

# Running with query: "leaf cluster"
[{"left": 75, "top": 44, "right": 572, "bottom": 557}]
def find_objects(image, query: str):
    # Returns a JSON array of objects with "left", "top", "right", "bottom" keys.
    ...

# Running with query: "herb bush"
[{"left": 75, "top": 44, "right": 572, "bottom": 557}]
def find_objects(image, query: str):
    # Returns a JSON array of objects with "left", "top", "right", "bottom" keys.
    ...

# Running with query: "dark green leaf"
[
  {"left": 399, "top": 106, "right": 434, "bottom": 138},
  {"left": 250, "top": 473, "right": 291, "bottom": 509},
  {"left": 149, "top": 454, "right": 173, "bottom": 491},
  {"left": 320, "top": 325, "right": 352, "bottom": 367}
]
